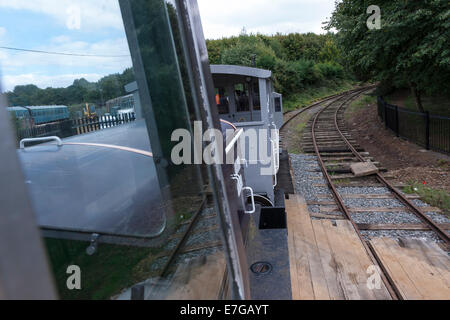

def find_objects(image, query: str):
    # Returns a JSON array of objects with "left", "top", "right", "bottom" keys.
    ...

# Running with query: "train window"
[
  {"left": 275, "top": 97, "right": 282, "bottom": 112},
  {"left": 234, "top": 83, "right": 250, "bottom": 112},
  {"left": 251, "top": 82, "right": 261, "bottom": 111},
  {"left": 0, "top": 0, "right": 246, "bottom": 300},
  {"left": 215, "top": 87, "right": 229, "bottom": 114}
]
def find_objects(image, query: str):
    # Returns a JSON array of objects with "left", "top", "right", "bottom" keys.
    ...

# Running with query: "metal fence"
[
  {"left": 377, "top": 97, "right": 450, "bottom": 154},
  {"left": 17, "top": 113, "right": 136, "bottom": 142}
]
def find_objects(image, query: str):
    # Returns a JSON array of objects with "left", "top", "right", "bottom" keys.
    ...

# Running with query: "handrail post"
[{"left": 425, "top": 111, "right": 430, "bottom": 150}]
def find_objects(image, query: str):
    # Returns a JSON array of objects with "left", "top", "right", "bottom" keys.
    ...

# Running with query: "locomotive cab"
[{"left": 211, "top": 65, "right": 284, "bottom": 206}]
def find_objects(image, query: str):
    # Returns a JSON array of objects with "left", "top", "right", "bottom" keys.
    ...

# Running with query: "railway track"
[{"left": 281, "top": 87, "right": 450, "bottom": 299}]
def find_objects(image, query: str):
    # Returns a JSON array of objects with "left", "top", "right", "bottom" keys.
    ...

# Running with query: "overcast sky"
[
  {"left": 198, "top": 0, "right": 336, "bottom": 39},
  {"left": 0, "top": 0, "right": 336, "bottom": 93}
]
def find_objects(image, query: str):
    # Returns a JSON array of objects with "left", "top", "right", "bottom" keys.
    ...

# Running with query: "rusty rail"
[{"left": 310, "top": 89, "right": 402, "bottom": 300}]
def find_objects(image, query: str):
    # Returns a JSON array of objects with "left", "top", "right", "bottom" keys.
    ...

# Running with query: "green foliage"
[
  {"left": 315, "top": 62, "right": 344, "bottom": 79},
  {"left": 5, "top": 68, "right": 135, "bottom": 107},
  {"left": 206, "top": 32, "right": 349, "bottom": 105},
  {"left": 282, "top": 80, "right": 355, "bottom": 111},
  {"left": 327, "top": 0, "right": 450, "bottom": 97},
  {"left": 45, "top": 238, "right": 155, "bottom": 300},
  {"left": 403, "top": 183, "right": 450, "bottom": 217},
  {"left": 345, "top": 94, "right": 376, "bottom": 119}
]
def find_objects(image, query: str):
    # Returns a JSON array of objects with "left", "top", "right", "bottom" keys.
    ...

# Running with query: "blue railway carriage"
[{"left": 8, "top": 105, "right": 69, "bottom": 125}]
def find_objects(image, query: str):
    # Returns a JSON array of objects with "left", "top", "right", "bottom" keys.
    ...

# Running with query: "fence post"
[
  {"left": 395, "top": 105, "right": 399, "bottom": 137},
  {"left": 384, "top": 102, "right": 388, "bottom": 129},
  {"left": 425, "top": 111, "right": 430, "bottom": 150}
]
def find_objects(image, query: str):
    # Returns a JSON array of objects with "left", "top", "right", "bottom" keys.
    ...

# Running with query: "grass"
[
  {"left": 290, "top": 122, "right": 307, "bottom": 154},
  {"left": 283, "top": 80, "right": 357, "bottom": 112},
  {"left": 45, "top": 210, "right": 196, "bottom": 300},
  {"left": 403, "top": 183, "right": 450, "bottom": 218},
  {"left": 345, "top": 94, "right": 377, "bottom": 120},
  {"left": 334, "top": 178, "right": 350, "bottom": 185},
  {"left": 45, "top": 238, "right": 159, "bottom": 300}
]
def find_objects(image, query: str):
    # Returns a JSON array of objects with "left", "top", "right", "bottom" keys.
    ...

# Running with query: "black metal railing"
[
  {"left": 378, "top": 97, "right": 450, "bottom": 154},
  {"left": 16, "top": 113, "right": 136, "bottom": 142}
]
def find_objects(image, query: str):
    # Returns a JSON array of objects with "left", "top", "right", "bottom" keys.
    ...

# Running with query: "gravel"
[
  {"left": 337, "top": 186, "right": 390, "bottom": 195},
  {"left": 351, "top": 212, "right": 421, "bottom": 225},
  {"left": 290, "top": 152, "right": 449, "bottom": 243},
  {"left": 424, "top": 212, "right": 450, "bottom": 224},
  {"left": 290, "top": 153, "right": 333, "bottom": 201},
  {"left": 361, "top": 230, "right": 441, "bottom": 242},
  {"left": 343, "top": 198, "right": 405, "bottom": 208}
]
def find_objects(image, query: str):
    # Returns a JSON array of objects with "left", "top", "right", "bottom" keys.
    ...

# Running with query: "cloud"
[
  {"left": 0, "top": 0, "right": 123, "bottom": 31},
  {"left": 0, "top": 26, "right": 6, "bottom": 37},
  {"left": 1, "top": 72, "right": 103, "bottom": 92},
  {"left": 0, "top": 2, "right": 131, "bottom": 91},
  {"left": 0, "top": 36, "right": 132, "bottom": 91},
  {"left": 197, "top": 0, "right": 336, "bottom": 39}
]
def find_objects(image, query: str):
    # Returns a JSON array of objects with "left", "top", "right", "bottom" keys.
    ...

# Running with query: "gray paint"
[{"left": 211, "top": 65, "right": 272, "bottom": 79}]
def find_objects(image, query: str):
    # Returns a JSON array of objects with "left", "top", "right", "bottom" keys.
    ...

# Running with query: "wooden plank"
[
  {"left": 311, "top": 220, "right": 346, "bottom": 300},
  {"left": 308, "top": 201, "right": 336, "bottom": 206},
  {"left": 350, "top": 162, "right": 380, "bottom": 177},
  {"left": 401, "top": 239, "right": 450, "bottom": 289},
  {"left": 369, "top": 238, "right": 423, "bottom": 300},
  {"left": 319, "top": 220, "right": 362, "bottom": 300},
  {"left": 331, "top": 173, "right": 393, "bottom": 180},
  {"left": 310, "top": 213, "right": 346, "bottom": 220},
  {"left": 285, "top": 196, "right": 315, "bottom": 300},
  {"left": 295, "top": 196, "right": 330, "bottom": 300},
  {"left": 336, "top": 221, "right": 392, "bottom": 300},
  {"left": 378, "top": 238, "right": 450, "bottom": 300}
]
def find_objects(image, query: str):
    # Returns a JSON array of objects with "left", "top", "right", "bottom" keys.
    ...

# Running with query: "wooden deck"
[
  {"left": 370, "top": 238, "right": 450, "bottom": 300},
  {"left": 286, "top": 195, "right": 392, "bottom": 300},
  {"left": 286, "top": 194, "right": 450, "bottom": 300}
]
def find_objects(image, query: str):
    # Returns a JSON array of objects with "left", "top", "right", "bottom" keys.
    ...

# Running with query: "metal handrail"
[
  {"left": 20, "top": 136, "right": 63, "bottom": 149},
  {"left": 243, "top": 186, "right": 256, "bottom": 214}
]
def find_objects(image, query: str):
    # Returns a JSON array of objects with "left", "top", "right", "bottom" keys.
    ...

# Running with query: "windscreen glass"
[{"left": 0, "top": 0, "right": 229, "bottom": 300}]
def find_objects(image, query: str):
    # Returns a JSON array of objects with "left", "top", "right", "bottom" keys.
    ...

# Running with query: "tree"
[{"left": 327, "top": 0, "right": 450, "bottom": 112}]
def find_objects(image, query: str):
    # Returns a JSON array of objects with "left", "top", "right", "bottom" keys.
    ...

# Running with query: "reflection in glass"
[
  {"left": 1, "top": 0, "right": 229, "bottom": 300},
  {"left": 234, "top": 83, "right": 250, "bottom": 112}
]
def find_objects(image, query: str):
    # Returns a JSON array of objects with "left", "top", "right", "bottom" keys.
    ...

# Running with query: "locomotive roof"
[
  {"left": 8, "top": 105, "right": 68, "bottom": 111},
  {"left": 210, "top": 65, "right": 272, "bottom": 79}
]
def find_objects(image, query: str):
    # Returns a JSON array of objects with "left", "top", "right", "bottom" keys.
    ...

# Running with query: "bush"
[
  {"left": 315, "top": 62, "right": 344, "bottom": 79},
  {"left": 207, "top": 32, "right": 351, "bottom": 106}
]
